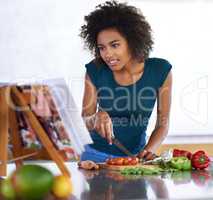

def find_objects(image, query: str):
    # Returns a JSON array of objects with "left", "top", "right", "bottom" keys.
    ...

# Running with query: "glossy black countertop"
[{"left": 2, "top": 161, "right": 213, "bottom": 200}]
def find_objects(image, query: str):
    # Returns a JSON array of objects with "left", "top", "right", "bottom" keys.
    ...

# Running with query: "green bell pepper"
[{"left": 170, "top": 156, "right": 191, "bottom": 171}]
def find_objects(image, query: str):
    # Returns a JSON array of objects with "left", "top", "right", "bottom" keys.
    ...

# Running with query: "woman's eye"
[
  {"left": 112, "top": 43, "right": 119, "bottom": 48},
  {"left": 98, "top": 46, "right": 104, "bottom": 51}
]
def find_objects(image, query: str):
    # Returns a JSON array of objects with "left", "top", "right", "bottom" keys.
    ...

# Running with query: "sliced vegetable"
[
  {"left": 123, "top": 157, "right": 132, "bottom": 165},
  {"left": 113, "top": 158, "right": 124, "bottom": 165},
  {"left": 106, "top": 157, "right": 139, "bottom": 166},
  {"left": 128, "top": 157, "right": 139, "bottom": 165},
  {"left": 170, "top": 157, "right": 191, "bottom": 171},
  {"left": 191, "top": 150, "right": 210, "bottom": 170},
  {"left": 173, "top": 149, "right": 192, "bottom": 160}
]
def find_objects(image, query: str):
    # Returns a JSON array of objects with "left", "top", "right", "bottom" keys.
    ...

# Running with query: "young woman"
[{"left": 80, "top": 1, "right": 172, "bottom": 162}]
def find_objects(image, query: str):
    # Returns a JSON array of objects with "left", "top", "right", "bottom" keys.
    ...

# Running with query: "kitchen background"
[{"left": 0, "top": 0, "right": 212, "bottom": 145}]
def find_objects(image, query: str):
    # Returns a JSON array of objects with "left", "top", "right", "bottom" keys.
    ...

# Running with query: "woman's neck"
[
  {"left": 123, "top": 60, "right": 144, "bottom": 75},
  {"left": 113, "top": 60, "right": 145, "bottom": 86}
]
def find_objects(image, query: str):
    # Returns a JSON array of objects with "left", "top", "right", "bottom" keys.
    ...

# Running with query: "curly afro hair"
[{"left": 80, "top": 0, "right": 153, "bottom": 63}]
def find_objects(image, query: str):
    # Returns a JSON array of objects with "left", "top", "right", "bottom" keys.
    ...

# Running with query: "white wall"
[{"left": 0, "top": 0, "right": 213, "bottom": 136}]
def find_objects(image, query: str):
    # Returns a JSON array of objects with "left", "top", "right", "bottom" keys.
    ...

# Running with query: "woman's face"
[{"left": 97, "top": 28, "right": 133, "bottom": 71}]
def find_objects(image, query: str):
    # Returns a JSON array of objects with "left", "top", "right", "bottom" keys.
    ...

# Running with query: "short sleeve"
[
  {"left": 85, "top": 61, "right": 99, "bottom": 88},
  {"left": 154, "top": 58, "right": 172, "bottom": 87}
]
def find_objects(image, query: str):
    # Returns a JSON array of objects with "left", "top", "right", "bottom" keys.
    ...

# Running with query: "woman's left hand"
[{"left": 137, "top": 149, "right": 157, "bottom": 161}]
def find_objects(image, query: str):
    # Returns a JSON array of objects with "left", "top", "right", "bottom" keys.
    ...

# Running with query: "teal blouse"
[{"left": 85, "top": 58, "right": 172, "bottom": 156}]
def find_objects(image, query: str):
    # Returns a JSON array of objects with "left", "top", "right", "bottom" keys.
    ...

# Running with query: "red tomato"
[
  {"left": 106, "top": 158, "right": 115, "bottom": 165},
  {"left": 123, "top": 157, "right": 133, "bottom": 165},
  {"left": 114, "top": 157, "right": 125, "bottom": 165},
  {"left": 106, "top": 157, "right": 139, "bottom": 165},
  {"left": 128, "top": 157, "right": 139, "bottom": 165}
]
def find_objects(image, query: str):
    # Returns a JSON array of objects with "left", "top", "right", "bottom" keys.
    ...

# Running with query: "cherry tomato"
[
  {"left": 129, "top": 157, "right": 139, "bottom": 165},
  {"left": 106, "top": 157, "right": 139, "bottom": 165},
  {"left": 106, "top": 158, "right": 115, "bottom": 165},
  {"left": 114, "top": 157, "right": 125, "bottom": 165}
]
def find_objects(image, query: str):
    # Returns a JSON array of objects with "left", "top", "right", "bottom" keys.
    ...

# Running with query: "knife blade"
[
  {"left": 112, "top": 138, "right": 134, "bottom": 157},
  {"left": 111, "top": 127, "right": 134, "bottom": 157}
]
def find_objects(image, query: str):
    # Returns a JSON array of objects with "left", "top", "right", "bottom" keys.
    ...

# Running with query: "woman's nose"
[{"left": 104, "top": 48, "right": 113, "bottom": 59}]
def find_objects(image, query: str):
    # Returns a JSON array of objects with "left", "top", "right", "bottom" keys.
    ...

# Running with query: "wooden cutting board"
[{"left": 98, "top": 163, "right": 159, "bottom": 171}]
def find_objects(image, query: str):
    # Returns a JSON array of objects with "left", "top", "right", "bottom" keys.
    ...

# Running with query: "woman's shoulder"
[
  {"left": 85, "top": 59, "right": 97, "bottom": 70},
  {"left": 146, "top": 57, "right": 172, "bottom": 87},
  {"left": 146, "top": 57, "right": 172, "bottom": 66},
  {"left": 85, "top": 60, "right": 107, "bottom": 70},
  {"left": 85, "top": 60, "right": 109, "bottom": 87},
  {"left": 146, "top": 57, "right": 172, "bottom": 72}
]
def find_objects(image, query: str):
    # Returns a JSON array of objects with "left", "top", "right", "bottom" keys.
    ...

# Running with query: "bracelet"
[
  {"left": 83, "top": 113, "right": 96, "bottom": 130},
  {"left": 83, "top": 113, "right": 96, "bottom": 122}
]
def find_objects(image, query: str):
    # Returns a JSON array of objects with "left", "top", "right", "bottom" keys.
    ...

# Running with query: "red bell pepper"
[
  {"left": 191, "top": 150, "right": 210, "bottom": 170},
  {"left": 173, "top": 149, "right": 192, "bottom": 160}
]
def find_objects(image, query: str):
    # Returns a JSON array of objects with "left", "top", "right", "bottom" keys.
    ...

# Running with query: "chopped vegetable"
[
  {"left": 191, "top": 150, "right": 210, "bottom": 170},
  {"left": 173, "top": 149, "right": 192, "bottom": 160},
  {"left": 170, "top": 157, "right": 191, "bottom": 171},
  {"left": 106, "top": 157, "right": 139, "bottom": 165}
]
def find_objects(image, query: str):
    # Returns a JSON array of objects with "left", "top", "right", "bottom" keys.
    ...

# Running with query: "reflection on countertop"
[{"left": 1, "top": 161, "right": 213, "bottom": 200}]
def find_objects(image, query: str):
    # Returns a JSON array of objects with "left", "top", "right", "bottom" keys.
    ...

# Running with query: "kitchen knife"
[{"left": 111, "top": 128, "right": 134, "bottom": 157}]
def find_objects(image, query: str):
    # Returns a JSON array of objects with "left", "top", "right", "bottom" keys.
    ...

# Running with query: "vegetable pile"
[
  {"left": 173, "top": 149, "right": 210, "bottom": 170},
  {"left": 120, "top": 149, "right": 211, "bottom": 176}
]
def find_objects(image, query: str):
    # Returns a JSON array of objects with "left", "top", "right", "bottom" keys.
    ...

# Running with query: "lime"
[
  {"left": 11, "top": 164, "right": 54, "bottom": 200},
  {"left": 0, "top": 178, "right": 16, "bottom": 199}
]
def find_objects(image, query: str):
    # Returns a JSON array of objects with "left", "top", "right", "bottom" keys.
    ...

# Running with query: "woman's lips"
[{"left": 107, "top": 59, "right": 119, "bottom": 66}]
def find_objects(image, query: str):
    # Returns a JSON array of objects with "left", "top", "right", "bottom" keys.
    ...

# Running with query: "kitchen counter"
[{"left": 2, "top": 161, "right": 213, "bottom": 199}]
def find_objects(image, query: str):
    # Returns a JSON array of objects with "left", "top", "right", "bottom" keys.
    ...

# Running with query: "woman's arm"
[
  {"left": 82, "top": 73, "right": 98, "bottom": 130},
  {"left": 139, "top": 71, "right": 172, "bottom": 159},
  {"left": 82, "top": 73, "right": 113, "bottom": 144}
]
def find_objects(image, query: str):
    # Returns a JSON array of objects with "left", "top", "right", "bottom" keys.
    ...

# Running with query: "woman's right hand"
[{"left": 94, "top": 111, "right": 113, "bottom": 144}]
